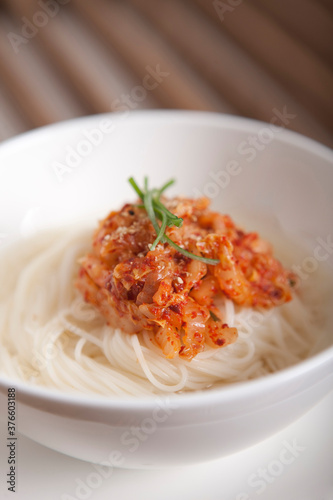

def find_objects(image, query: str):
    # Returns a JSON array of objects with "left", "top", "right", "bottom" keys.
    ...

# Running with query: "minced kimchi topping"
[{"left": 76, "top": 196, "right": 295, "bottom": 360}]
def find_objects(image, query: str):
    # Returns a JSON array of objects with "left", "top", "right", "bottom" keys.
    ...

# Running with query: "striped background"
[{"left": 0, "top": 0, "right": 332, "bottom": 147}]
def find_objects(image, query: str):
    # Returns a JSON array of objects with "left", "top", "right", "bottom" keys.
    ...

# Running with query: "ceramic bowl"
[{"left": 0, "top": 111, "right": 332, "bottom": 468}]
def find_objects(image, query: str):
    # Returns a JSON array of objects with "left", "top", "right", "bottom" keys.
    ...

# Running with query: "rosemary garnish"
[
  {"left": 209, "top": 310, "right": 221, "bottom": 322},
  {"left": 128, "top": 177, "right": 219, "bottom": 265}
]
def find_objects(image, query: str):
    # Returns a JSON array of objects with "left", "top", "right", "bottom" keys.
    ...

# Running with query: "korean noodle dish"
[{"left": 0, "top": 178, "right": 325, "bottom": 396}]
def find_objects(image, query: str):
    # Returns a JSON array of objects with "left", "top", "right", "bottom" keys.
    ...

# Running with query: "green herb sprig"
[{"left": 128, "top": 177, "right": 219, "bottom": 265}]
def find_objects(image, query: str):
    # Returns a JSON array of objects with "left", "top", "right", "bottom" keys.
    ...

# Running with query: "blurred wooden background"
[{"left": 0, "top": 0, "right": 332, "bottom": 146}]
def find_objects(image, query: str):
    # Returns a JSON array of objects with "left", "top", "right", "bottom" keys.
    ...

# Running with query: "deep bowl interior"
[{"left": 1, "top": 110, "right": 332, "bottom": 353}]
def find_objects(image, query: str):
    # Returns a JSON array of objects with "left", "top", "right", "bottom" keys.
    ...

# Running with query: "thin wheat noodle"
[{"left": 0, "top": 227, "right": 320, "bottom": 396}]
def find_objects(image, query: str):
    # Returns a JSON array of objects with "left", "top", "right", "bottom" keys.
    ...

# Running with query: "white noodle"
[{"left": 0, "top": 227, "right": 322, "bottom": 397}]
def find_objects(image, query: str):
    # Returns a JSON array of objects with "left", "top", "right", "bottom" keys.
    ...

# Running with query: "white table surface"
[{"left": 1, "top": 391, "right": 332, "bottom": 500}]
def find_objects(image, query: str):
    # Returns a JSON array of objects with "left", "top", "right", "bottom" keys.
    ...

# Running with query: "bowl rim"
[
  {"left": 0, "top": 109, "right": 332, "bottom": 411},
  {"left": 0, "top": 109, "right": 332, "bottom": 160}
]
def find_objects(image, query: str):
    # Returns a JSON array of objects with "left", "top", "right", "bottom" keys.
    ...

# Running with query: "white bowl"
[{"left": 0, "top": 111, "right": 332, "bottom": 468}]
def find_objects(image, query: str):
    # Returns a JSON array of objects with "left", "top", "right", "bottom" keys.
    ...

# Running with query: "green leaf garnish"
[
  {"left": 209, "top": 310, "right": 221, "bottom": 322},
  {"left": 128, "top": 177, "right": 219, "bottom": 265}
]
